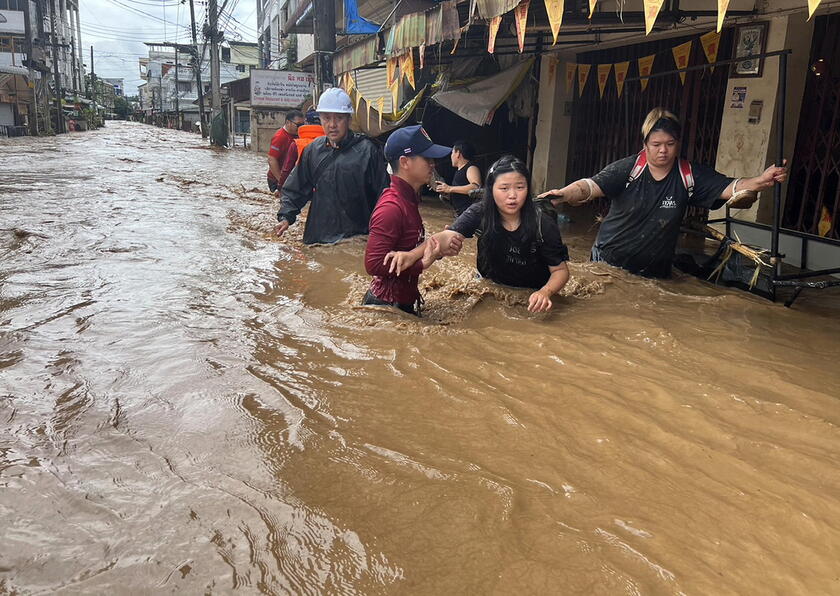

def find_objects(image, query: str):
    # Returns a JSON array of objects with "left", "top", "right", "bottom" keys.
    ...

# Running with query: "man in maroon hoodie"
[{"left": 363, "top": 125, "right": 453, "bottom": 316}]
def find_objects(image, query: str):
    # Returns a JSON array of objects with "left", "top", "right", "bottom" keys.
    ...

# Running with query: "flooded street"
[{"left": 2, "top": 121, "right": 839, "bottom": 594}]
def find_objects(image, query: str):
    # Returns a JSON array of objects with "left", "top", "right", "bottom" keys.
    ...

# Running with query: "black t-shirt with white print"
[
  {"left": 450, "top": 203, "right": 570, "bottom": 289},
  {"left": 590, "top": 155, "right": 733, "bottom": 278}
]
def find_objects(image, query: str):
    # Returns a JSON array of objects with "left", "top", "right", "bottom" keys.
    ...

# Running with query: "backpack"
[{"left": 627, "top": 150, "right": 694, "bottom": 199}]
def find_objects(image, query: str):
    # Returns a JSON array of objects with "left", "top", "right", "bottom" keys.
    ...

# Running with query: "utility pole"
[
  {"left": 70, "top": 38, "right": 79, "bottom": 95},
  {"left": 188, "top": 0, "right": 207, "bottom": 137},
  {"left": 312, "top": 0, "right": 336, "bottom": 97},
  {"left": 89, "top": 45, "right": 95, "bottom": 102},
  {"left": 174, "top": 46, "right": 180, "bottom": 130},
  {"left": 22, "top": 0, "right": 38, "bottom": 135},
  {"left": 208, "top": 0, "right": 222, "bottom": 145},
  {"left": 48, "top": 0, "right": 64, "bottom": 133}
]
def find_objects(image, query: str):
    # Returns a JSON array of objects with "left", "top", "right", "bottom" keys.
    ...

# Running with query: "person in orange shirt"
[{"left": 280, "top": 114, "right": 326, "bottom": 174}]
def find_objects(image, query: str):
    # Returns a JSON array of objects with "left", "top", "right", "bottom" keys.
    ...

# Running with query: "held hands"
[
  {"left": 421, "top": 236, "right": 441, "bottom": 270},
  {"left": 436, "top": 230, "right": 464, "bottom": 257},
  {"left": 383, "top": 236, "right": 443, "bottom": 275},
  {"left": 527, "top": 289, "right": 553, "bottom": 313}
]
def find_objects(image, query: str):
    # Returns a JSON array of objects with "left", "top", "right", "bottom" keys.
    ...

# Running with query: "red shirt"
[
  {"left": 365, "top": 175, "right": 425, "bottom": 304},
  {"left": 267, "top": 127, "right": 295, "bottom": 185}
]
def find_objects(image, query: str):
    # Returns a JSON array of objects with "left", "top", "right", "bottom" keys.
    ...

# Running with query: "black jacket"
[{"left": 277, "top": 132, "right": 389, "bottom": 245}]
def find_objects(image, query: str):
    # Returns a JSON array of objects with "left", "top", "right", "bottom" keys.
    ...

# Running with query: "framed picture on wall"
[{"left": 731, "top": 22, "right": 769, "bottom": 78}]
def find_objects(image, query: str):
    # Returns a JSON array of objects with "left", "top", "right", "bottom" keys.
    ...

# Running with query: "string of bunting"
[
  {"left": 564, "top": 30, "right": 722, "bottom": 98},
  {"left": 478, "top": 0, "right": 826, "bottom": 53}
]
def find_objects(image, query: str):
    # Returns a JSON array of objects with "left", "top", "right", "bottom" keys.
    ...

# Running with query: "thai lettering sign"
[{"left": 250, "top": 69, "right": 315, "bottom": 108}]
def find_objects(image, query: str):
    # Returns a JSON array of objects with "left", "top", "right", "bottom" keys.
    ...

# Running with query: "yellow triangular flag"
[
  {"left": 638, "top": 54, "right": 655, "bottom": 91},
  {"left": 577, "top": 63, "right": 591, "bottom": 97},
  {"left": 488, "top": 15, "right": 502, "bottom": 53},
  {"left": 597, "top": 64, "right": 611, "bottom": 98},
  {"left": 818, "top": 205, "right": 832, "bottom": 236},
  {"left": 717, "top": 0, "right": 730, "bottom": 31},
  {"left": 389, "top": 79, "right": 399, "bottom": 115},
  {"left": 566, "top": 62, "right": 577, "bottom": 94},
  {"left": 644, "top": 0, "right": 665, "bottom": 35},
  {"left": 589, "top": 0, "right": 597, "bottom": 18},
  {"left": 354, "top": 87, "right": 362, "bottom": 112},
  {"left": 366, "top": 100, "right": 371, "bottom": 129},
  {"left": 514, "top": 0, "right": 530, "bottom": 53},
  {"left": 386, "top": 57, "right": 398, "bottom": 87},
  {"left": 808, "top": 0, "right": 822, "bottom": 19},
  {"left": 544, "top": 0, "right": 563, "bottom": 45},
  {"left": 672, "top": 40, "right": 692, "bottom": 84},
  {"left": 400, "top": 51, "right": 415, "bottom": 90},
  {"left": 377, "top": 97, "right": 384, "bottom": 129},
  {"left": 700, "top": 31, "right": 721, "bottom": 68},
  {"left": 345, "top": 72, "right": 355, "bottom": 94},
  {"left": 614, "top": 61, "right": 629, "bottom": 97},
  {"left": 419, "top": 43, "right": 425, "bottom": 70}
]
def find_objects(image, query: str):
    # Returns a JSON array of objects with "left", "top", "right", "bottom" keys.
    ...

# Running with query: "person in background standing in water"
[
  {"left": 363, "top": 126, "right": 454, "bottom": 316},
  {"left": 424, "top": 155, "right": 571, "bottom": 313},
  {"left": 434, "top": 140, "right": 482, "bottom": 216},
  {"left": 274, "top": 88, "right": 389, "bottom": 245},
  {"left": 266, "top": 110, "right": 305, "bottom": 195},
  {"left": 537, "top": 107, "right": 788, "bottom": 278},
  {"left": 280, "top": 111, "right": 325, "bottom": 173}
]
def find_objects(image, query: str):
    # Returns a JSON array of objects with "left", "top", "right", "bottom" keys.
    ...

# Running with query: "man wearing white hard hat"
[{"left": 274, "top": 87, "right": 389, "bottom": 245}]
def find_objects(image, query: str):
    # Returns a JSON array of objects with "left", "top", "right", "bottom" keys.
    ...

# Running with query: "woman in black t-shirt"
[
  {"left": 537, "top": 107, "right": 789, "bottom": 278},
  {"left": 434, "top": 156, "right": 571, "bottom": 313},
  {"left": 434, "top": 140, "right": 482, "bottom": 216}
]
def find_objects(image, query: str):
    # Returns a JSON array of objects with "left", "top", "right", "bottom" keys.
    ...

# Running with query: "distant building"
[
  {"left": 0, "top": 0, "right": 86, "bottom": 133},
  {"left": 137, "top": 41, "right": 254, "bottom": 129},
  {"left": 101, "top": 77, "right": 124, "bottom": 97}
]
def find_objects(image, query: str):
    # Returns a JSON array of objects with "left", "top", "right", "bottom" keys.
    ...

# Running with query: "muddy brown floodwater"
[{"left": 1, "top": 121, "right": 839, "bottom": 595}]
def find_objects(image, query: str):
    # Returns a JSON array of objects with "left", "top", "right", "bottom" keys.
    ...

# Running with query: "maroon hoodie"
[{"left": 365, "top": 175, "right": 425, "bottom": 304}]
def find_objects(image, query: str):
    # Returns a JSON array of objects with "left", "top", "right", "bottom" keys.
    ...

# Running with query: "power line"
[{"left": 103, "top": 0, "right": 194, "bottom": 30}]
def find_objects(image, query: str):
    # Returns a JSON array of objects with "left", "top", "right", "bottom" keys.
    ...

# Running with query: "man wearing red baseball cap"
[{"left": 362, "top": 125, "right": 454, "bottom": 316}]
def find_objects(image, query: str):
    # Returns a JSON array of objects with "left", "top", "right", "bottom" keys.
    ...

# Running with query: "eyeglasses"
[{"left": 292, "top": 121, "right": 305, "bottom": 127}]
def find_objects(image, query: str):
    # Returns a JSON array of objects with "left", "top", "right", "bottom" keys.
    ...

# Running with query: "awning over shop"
[
  {"left": 0, "top": 64, "right": 29, "bottom": 76},
  {"left": 431, "top": 58, "right": 533, "bottom": 125},
  {"left": 334, "top": 37, "right": 379, "bottom": 74}
]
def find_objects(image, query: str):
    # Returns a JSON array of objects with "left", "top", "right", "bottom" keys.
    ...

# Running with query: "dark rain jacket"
[{"left": 277, "top": 132, "right": 389, "bottom": 245}]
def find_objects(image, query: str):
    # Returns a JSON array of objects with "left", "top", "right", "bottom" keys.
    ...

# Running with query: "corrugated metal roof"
[{"left": 352, "top": 66, "right": 393, "bottom": 113}]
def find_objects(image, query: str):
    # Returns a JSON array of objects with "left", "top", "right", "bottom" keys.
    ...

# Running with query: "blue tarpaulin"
[{"left": 344, "top": 0, "right": 380, "bottom": 33}]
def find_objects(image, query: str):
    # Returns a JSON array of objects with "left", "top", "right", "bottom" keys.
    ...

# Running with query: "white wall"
[
  {"left": 0, "top": 10, "right": 25, "bottom": 34},
  {"left": 0, "top": 102, "right": 14, "bottom": 126}
]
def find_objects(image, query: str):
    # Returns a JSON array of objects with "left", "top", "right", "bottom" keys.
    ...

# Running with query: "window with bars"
[
  {"left": 783, "top": 14, "right": 840, "bottom": 239},
  {"left": 0, "top": 0, "right": 26, "bottom": 10},
  {"left": 567, "top": 30, "right": 733, "bottom": 180}
]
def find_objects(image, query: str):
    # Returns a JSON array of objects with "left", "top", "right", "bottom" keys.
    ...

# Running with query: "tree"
[{"left": 114, "top": 96, "right": 132, "bottom": 119}]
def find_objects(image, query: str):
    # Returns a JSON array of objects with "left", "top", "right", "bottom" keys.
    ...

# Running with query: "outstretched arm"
[
  {"left": 721, "top": 160, "right": 788, "bottom": 201},
  {"left": 382, "top": 231, "right": 463, "bottom": 275},
  {"left": 537, "top": 179, "right": 605, "bottom": 207},
  {"left": 275, "top": 152, "right": 314, "bottom": 236}
]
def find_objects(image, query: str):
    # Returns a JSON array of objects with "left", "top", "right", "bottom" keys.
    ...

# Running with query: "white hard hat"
[{"left": 316, "top": 87, "right": 354, "bottom": 114}]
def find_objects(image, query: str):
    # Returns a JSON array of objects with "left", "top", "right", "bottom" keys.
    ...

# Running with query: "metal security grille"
[
  {"left": 566, "top": 30, "right": 733, "bottom": 181},
  {"left": 783, "top": 14, "right": 840, "bottom": 239}
]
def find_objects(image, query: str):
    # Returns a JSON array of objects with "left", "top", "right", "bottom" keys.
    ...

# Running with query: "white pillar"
[
  {"left": 74, "top": 3, "right": 85, "bottom": 93},
  {"left": 532, "top": 54, "right": 573, "bottom": 194}
]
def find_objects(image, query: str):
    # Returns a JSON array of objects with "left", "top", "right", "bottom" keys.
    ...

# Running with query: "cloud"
[{"left": 79, "top": 0, "right": 258, "bottom": 96}]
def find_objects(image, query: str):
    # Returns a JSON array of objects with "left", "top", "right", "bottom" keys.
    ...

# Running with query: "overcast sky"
[{"left": 79, "top": 0, "right": 259, "bottom": 96}]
